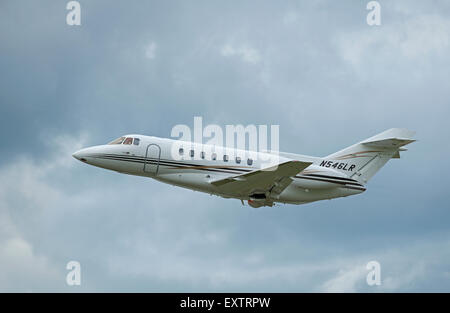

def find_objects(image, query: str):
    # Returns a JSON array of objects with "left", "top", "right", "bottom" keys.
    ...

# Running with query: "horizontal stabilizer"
[{"left": 360, "top": 128, "right": 416, "bottom": 148}]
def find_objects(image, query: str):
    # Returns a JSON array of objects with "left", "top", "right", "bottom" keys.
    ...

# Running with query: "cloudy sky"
[{"left": 1, "top": 0, "right": 450, "bottom": 292}]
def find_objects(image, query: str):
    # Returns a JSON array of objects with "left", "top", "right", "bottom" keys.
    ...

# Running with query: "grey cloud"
[{"left": 1, "top": 0, "right": 450, "bottom": 291}]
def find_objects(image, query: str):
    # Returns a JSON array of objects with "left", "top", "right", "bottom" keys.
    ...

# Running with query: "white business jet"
[{"left": 72, "top": 128, "right": 415, "bottom": 207}]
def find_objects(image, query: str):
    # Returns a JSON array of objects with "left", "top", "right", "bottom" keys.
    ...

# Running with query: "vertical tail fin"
[{"left": 325, "top": 128, "right": 416, "bottom": 184}]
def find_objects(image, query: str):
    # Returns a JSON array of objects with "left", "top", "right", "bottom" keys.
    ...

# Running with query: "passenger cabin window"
[
  {"left": 123, "top": 137, "right": 133, "bottom": 145},
  {"left": 211, "top": 153, "right": 217, "bottom": 161},
  {"left": 133, "top": 138, "right": 140, "bottom": 145},
  {"left": 223, "top": 155, "right": 229, "bottom": 162},
  {"left": 179, "top": 148, "right": 184, "bottom": 155},
  {"left": 200, "top": 151, "right": 205, "bottom": 159},
  {"left": 247, "top": 158, "right": 253, "bottom": 166},
  {"left": 190, "top": 149, "right": 195, "bottom": 157},
  {"left": 108, "top": 137, "right": 125, "bottom": 145},
  {"left": 235, "top": 156, "right": 241, "bottom": 164}
]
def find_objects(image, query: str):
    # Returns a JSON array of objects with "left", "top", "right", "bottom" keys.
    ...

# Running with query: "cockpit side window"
[
  {"left": 123, "top": 137, "right": 133, "bottom": 145},
  {"left": 108, "top": 137, "right": 125, "bottom": 145},
  {"left": 133, "top": 138, "right": 140, "bottom": 145}
]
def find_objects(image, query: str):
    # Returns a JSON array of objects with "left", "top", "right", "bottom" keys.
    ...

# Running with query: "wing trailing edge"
[{"left": 211, "top": 160, "right": 312, "bottom": 196}]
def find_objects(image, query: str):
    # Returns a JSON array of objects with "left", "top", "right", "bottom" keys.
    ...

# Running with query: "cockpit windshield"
[
  {"left": 108, "top": 136, "right": 140, "bottom": 145},
  {"left": 108, "top": 137, "right": 125, "bottom": 145},
  {"left": 123, "top": 137, "right": 133, "bottom": 145}
]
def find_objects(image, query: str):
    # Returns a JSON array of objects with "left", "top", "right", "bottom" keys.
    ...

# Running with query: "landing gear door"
[{"left": 144, "top": 144, "right": 161, "bottom": 175}]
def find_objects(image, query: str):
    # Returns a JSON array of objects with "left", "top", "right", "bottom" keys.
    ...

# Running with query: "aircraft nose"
[{"left": 72, "top": 149, "right": 88, "bottom": 162}]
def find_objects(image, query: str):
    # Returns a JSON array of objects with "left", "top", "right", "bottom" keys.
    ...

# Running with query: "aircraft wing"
[{"left": 211, "top": 160, "right": 312, "bottom": 197}]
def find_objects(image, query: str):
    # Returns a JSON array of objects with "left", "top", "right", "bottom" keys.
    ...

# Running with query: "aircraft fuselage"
[{"left": 73, "top": 135, "right": 365, "bottom": 207}]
